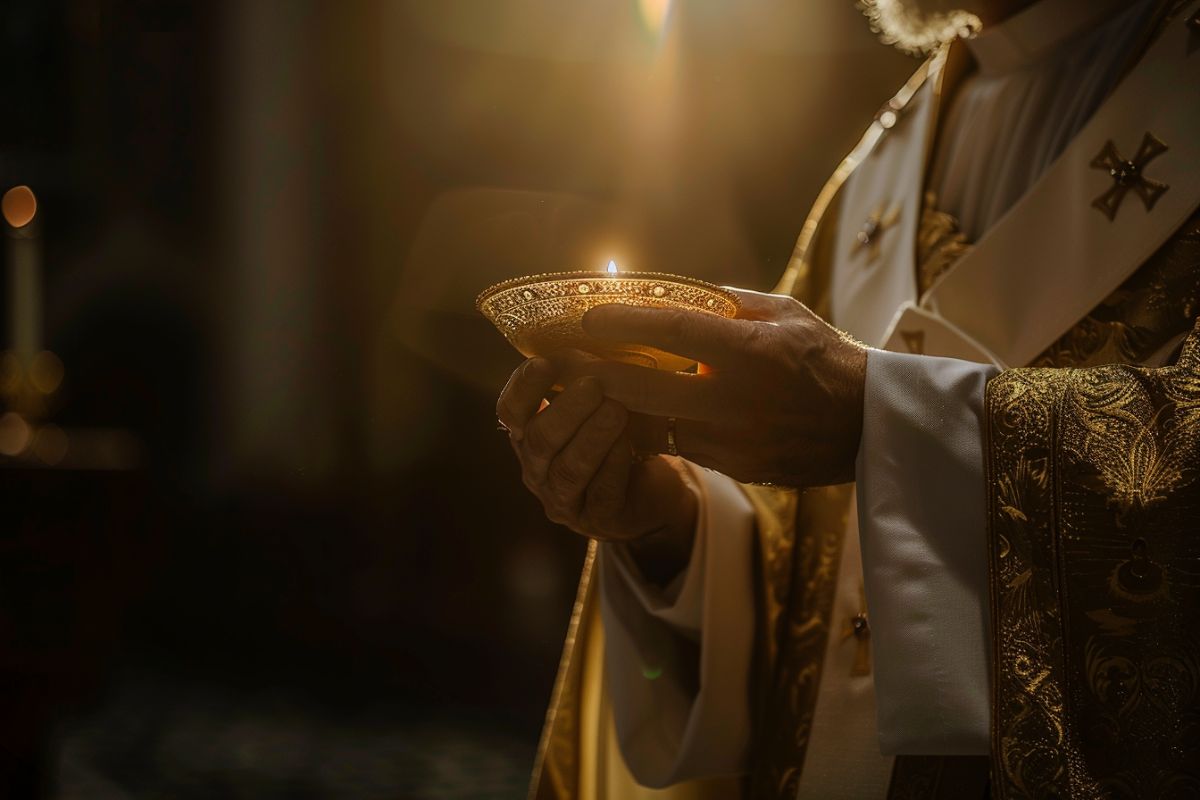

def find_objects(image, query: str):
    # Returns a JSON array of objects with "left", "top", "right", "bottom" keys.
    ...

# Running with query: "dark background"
[{"left": 0, "top": 1, "right": 911, "bottom": 797}]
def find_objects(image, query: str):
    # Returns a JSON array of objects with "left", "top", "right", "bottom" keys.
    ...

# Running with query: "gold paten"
[{"left": 477, "top": 271, "right": 740, "bottom": 372}]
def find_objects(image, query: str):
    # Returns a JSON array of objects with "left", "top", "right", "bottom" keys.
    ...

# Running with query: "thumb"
[{"left": 725, "top": 287, "right": 798, "bottom": 322}]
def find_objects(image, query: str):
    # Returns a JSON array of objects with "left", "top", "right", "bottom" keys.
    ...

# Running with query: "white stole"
[{"left": 830, "top": 2, "right": 1200, "bottom": 365}]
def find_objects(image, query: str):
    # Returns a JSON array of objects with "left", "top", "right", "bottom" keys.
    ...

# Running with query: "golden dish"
[{"left": 476, "top": 270, "right": 740, "bottom": 371}]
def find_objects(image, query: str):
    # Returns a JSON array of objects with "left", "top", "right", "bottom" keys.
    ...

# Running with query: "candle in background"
[{"left": 2, "top": 185, "right": 42, "bottom": 361}]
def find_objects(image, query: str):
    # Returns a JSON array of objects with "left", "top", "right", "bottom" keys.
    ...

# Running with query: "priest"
[{"left": 496, "top": 0, "right": 1200, "bottom": 797}]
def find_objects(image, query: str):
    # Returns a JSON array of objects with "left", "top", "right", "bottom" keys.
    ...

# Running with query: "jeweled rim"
[{"left": 475, "top": 270, "right": 740, "bottom": 313}]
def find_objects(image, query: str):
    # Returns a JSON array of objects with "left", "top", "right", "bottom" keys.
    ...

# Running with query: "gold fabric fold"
[{"left": 528, "top": 484, "right": 851, "bottom": 800}]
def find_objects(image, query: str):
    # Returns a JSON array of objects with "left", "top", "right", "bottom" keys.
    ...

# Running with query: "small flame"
[{"left": 607, "top": 260, "right": 618, "bottom": 274}]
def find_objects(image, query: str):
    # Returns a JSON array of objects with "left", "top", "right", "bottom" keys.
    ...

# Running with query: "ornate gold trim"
[
  {"left": 746, "top": 484, "right": 852, "bottom": 798},
  {"left": 529, "top": 540, "right": 596, "bottom": 800},
  {"left": 775, "top": 51, "right": 943, "bottom": 299}
]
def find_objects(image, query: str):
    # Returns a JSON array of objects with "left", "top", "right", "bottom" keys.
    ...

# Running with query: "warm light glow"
[
  {"left": 607, "top": 260, "right": 618, "bottom": 274},
  {"left": 30, "top": 351, "right": 64, "bottom": 394},
  {"left": 0, "top": 412, "right": 31, "bottom": 456},
  {"left": 2, "top": 185, "right": 37, "bottom": 229},
  {"left": 638, "top": 0, "right": 672, "bottom": 37}
]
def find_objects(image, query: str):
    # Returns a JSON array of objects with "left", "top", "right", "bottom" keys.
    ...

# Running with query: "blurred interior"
[{"left": 0, "top": 1, "right": 913, "bottom": 797}]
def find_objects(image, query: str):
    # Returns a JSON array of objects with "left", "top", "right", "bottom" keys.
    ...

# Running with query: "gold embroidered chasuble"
[{"left": 530, "top": 4, "right": 1200, "bottom": 798}]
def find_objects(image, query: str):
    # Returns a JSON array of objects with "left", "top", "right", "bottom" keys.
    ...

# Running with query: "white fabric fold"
[
  {"left": 598, "top": 463, "right": 756, "bottom": 788},
  {"left": 856, "top": 349, "right": 998, "bottom": 755}
]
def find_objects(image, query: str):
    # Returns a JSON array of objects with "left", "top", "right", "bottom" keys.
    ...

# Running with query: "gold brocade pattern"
[
  {"left": 746, "top": 484, "right": 853, "bottom": 799},
  {"left": 985, "top": 323, "right": 1200, "bottom": 799},
  {"left": 1032, "top": 210, "right": 1200, "bottom": 369},
  {"left": 917, "top": 192, "right": 973, "bottom": 295}
]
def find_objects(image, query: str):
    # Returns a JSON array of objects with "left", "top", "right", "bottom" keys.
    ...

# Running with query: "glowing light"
[
  {"left": 0, "top": 412, "right": 31, "bottom": 456},
  {"left": 30, "top": 351, "right": 64, "bottom": 394},
  {"left": 0, "top": 352, "right": 20, "bottom": 394},
  {"left": 2, "top": 185, "right": 37, "bottom": 229},
  {"left": 638, "top": 0, "right": 672, "bottom": 37},
  {"left": 607, "top": 260, "right": 618, "bottom": 274}
]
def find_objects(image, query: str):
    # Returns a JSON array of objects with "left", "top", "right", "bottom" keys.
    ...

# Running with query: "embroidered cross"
[
  {"left": 1090, "top": 132, "right": 1169, "bottom": 221},
  {"left": 841, "top": 584, "right": 871, "bottom": 677},
  {"left": 853, "top": 204, "right": 900, "bottom": 262}
]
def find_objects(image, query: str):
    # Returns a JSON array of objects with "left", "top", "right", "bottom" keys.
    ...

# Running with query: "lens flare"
[{"left": 637, "top": 0, "right": 671, "bottom": 37}]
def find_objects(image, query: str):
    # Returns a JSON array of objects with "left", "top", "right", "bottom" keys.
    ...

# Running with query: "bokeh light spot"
[
  {"left": 2, "top": 185, "right": 37, "bottom": 228},
  {"left": 642, "top": 664, "right": 663, "bottom": 680},
  {"left": 30, "top": 351, "right": 65, "bottom": 394},
  {"left": 0, "top": 412, "right": 32, "bottom": 456},
  {"left": 0, "top": 352, "right": 21, "bottom": 394}
]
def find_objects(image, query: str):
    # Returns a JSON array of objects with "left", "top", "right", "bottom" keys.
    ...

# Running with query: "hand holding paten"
[
  {"left": 558, "top": 289, "right": 868, "bottom": 488},
  {"left": 496, "top": 358, "right": 698, "bottom": 583}
]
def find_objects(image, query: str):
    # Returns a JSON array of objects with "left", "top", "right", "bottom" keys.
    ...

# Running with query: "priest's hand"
[
  {"left": 497, "top": 359, "right": 698, "bottom": 582},
  {"left": 557, "top": 289, "right": 868, "bottom": 488}
]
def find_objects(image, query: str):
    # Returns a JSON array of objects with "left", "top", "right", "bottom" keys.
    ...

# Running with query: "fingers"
[
  {"left": 626, "top": 413, "right": 718, "bottom": 464},
  {"left": 582, "top": 435, "right": 633, "bottom": 530},
  {"left": 550, "top": 351, "right": 718, "bottom": 421},
  {"left": 582, "top": 304, "right": 755, "bottom": 367},
  {"left": 543, "top": 400, "right": 628, "bottom": 519},
  {"left": 521, "top": 376, "right": 605, "bottom": 487},
  {"left": 725, "top": 287, "right": 799, "bottom": 321},
  {"left": 496, "top": 358, "right": 556, "bottom": 440}
]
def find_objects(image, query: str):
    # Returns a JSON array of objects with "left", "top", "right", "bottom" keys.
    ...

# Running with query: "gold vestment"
[{"left": 532, "top": 4, "right": 1200, "bottom": 797}]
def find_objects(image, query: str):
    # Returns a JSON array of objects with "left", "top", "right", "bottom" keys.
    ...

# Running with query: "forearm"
[{"left": 623, "top": 457, "right": 699, "bottom": 586}]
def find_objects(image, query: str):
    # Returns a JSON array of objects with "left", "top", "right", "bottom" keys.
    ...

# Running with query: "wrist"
[{"left": 626, "top": 461, "right": 699, "bottom": 586}]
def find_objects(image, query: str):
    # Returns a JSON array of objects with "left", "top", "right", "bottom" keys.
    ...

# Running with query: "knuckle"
[
  {"left": 548, "top": 457, "right": 583, "bottom": 489},
  {"left": 596, "top": 400, "right": 627, "bottom": 430},
  {"left": 544, "top": 496, "right": 576, "bottom": 526},
  {"left": 521, "top": 466, "right": 542, "bottom": 493},
  {"left": 523, "top": 421, "right": 553, "bottom": 457},
  {"left": 587, "top": 471, "right": 626, "bottom": 512}
]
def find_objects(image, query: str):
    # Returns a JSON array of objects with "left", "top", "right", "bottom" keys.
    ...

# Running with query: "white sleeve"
[
  {"left": 856, "top": 349, "right": 999, "bottom": 756},
  {"left": 597, "top": 462, "right": 756, "bottom": 788}
]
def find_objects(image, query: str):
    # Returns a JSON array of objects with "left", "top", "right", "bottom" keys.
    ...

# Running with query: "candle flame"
[{"left": 607, "top": 260, "right": 618, "bottom": 274}]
